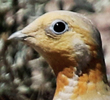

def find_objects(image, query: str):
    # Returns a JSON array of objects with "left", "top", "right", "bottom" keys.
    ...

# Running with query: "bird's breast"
[{"left": 53, "top": 63, "right": 110, "bottom": 100}]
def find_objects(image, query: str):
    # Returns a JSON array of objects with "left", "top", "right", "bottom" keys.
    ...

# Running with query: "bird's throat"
[{"left": 53, "top": 59, "right": 109, "bottom": 100}]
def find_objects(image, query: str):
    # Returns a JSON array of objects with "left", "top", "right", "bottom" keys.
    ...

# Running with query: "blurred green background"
[{"left": 0, "top": 0, "right": 110, "bottom": 100}]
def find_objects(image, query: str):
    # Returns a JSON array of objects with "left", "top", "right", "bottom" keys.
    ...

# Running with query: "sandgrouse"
[{"left": 8, "top": 11, "right": 110, "bottom": 100}]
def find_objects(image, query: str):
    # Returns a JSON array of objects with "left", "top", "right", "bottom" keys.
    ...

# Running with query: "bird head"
[
  {"left": 8, "top": 11, "right": 105, "bottom": 76},
  {"left": 8, "top": 11, "right": 110, "bottom": 99}
]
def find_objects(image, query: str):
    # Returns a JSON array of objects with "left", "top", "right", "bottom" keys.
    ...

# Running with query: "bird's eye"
[{"left": 49, "top": 20, "right": 68, "bottom": 35}]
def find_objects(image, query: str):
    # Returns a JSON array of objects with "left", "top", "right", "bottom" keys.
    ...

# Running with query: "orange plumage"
[{"left": 8, "top": 11, "right": 110, "bottom": 100}]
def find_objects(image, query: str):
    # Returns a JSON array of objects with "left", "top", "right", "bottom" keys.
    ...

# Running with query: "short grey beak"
[{"left": 8, "top": 31, "right": 28, "bottom": 40}]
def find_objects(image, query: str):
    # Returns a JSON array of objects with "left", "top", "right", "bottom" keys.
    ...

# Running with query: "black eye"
[
  {"left": 49, "top": 20, "right": 68, "bottom": 35},
  {"left": 54, "top": 22, "right": 66, "bottom": 32}
]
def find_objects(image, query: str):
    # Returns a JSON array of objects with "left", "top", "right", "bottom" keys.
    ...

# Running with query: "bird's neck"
[{"left": 53, "top": 58, "right": 109, "bottom": 100}]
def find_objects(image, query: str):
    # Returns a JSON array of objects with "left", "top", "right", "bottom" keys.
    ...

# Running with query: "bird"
[{"left": 8, "top": 10, "right": 110, "bottom": 100}]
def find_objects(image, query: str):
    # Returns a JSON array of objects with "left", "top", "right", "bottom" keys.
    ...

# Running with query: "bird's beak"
[{"left": 8, "top": 31, "right": 28, "bottom": 40}]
